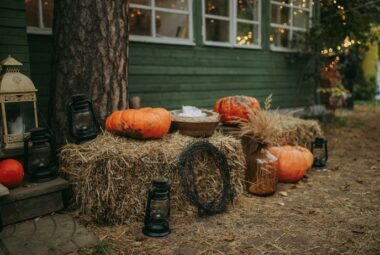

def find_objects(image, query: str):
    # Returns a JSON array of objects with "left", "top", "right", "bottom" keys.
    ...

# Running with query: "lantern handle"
[
  {"left": 324, "top": 140, "right": 328, "bottom": 162},
  {"left": 144, "top": 189, "right": 153, "bottom": 226}
]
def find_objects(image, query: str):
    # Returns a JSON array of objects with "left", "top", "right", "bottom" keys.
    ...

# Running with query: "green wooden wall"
[
  {"left": 0, "top": 0, "right": 30, "bottom": 75},
  {"left": 19, "top": 0, "right": 319, "bottom": 113},
  {"left": 28, "top": 34, "right": 53, "bottom": 116}
]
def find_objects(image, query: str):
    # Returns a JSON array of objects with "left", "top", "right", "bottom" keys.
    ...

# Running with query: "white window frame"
[
  {"left": 129, "top": 1, "right": 194, "bottom": 46},
  {"left": 270, "top": 0, "right": 313, "bottom": 52},
  {"left": 202, "top": 0, "right": 262, "bottom": 49},
  {"left": 26, "top": 0, "right": 53, "bottom": 35}
]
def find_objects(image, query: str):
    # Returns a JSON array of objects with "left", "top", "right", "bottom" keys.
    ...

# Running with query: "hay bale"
[
  {"left": 60, "top": 132, "right": 245, "bottom": 225},
  {"left": 240, "top": 110, "right": 323, "bottom": 147}
]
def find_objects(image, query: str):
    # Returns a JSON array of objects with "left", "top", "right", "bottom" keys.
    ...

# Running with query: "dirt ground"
[{"left": 81, "top": 103, "right": 380, "bottom": 255}]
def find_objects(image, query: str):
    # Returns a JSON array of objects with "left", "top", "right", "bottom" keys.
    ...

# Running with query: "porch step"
[{"left": 0, "top": 177, "right": 69, "bottom": 226}]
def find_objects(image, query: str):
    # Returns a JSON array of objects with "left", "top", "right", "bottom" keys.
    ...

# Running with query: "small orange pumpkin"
[
  {"left": 268, "top": 145, "right": 313, "bottom": 183},
  {"left": 214, "top": 96, "right": 260, "bottom": 124},
  {"left": 105, "top": 107, "right": 171, "bottom": 139}
]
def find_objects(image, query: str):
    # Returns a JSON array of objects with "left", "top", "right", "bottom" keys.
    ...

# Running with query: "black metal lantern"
[
  {"left": 23, "top": 128, "right": 57, "bottom": 183},
  {"left": 143, "top": 177, "right": 171, "bottom": 237},
  {"left": 311, "top": 137, "right": 328, "bottom": 168},
  {"left": 67, "top": 94, "right": 100, "bottom": 144}
]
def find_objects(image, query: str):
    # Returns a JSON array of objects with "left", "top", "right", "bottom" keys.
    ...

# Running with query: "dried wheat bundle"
[{"left": 240, "top": 110, "right": 323, "bottom": 147}]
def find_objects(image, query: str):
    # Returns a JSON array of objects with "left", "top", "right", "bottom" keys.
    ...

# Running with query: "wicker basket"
[{"left": 170, "top": 110, "right": 220, "bottom": 137}]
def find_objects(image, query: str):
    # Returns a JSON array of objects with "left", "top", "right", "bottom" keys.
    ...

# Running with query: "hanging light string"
[{"left": 322, "top": 0, "right": 380, "bottom": 20}]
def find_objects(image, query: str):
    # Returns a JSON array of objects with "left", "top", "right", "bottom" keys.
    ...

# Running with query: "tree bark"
[{"left": 50, "top": 0, "right": 128, "bottom": 145}]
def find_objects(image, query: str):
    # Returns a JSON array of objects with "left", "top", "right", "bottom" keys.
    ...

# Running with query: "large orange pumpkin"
[
  {"left": 0, "top": 159, "right": 24, "bottom": 188},
  {"left": 105, "top": 107, "right": 171, "bottom": 139},
  {"left": 268, "top": 145, "right": 313, "bottom": 183},
  {"left": 214, "top": 96, "right": 260, "bottom": 124}
]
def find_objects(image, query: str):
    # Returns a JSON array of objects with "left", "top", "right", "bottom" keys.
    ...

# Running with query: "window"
[
  {"left": 270, "top": 0, "right": 313, "bottom": 51},
  {"left": 25, "top": 0, "right": 54, "bottom": 34},
  {"left": 128, "top": 0, "right": 194, "bottom": 45},
  {"left": 202, "top": 0, "right": 261, "bottom": 48}
]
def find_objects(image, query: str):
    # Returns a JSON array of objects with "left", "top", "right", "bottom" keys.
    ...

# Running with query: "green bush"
[{"left": 354, "top": 77, "right": 377, "bottom": 100}]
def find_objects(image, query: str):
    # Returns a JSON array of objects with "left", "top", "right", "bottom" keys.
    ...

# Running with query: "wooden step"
[{"left": 0, "top": 177, "right": 69, "bottom": 226}]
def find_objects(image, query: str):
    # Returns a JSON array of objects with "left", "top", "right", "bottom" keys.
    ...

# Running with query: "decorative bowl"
[{"left": 170, "top": 109, "right": 220, "bottom": 137}]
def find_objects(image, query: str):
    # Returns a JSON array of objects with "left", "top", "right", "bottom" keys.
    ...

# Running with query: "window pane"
[
  {"left": 156, "top": 12, "right": 189, "bottom": 38},
  {"left": 206, "top": 18, "right": 229, "bottom": 42},
  {"left": 293, "top": 9, "right": 309, "bottom": 29},
  {"left": 271, "top": 0, "right": 291, "bottom": 4},
  {"left": 293, "top": 0, "right": 310, "bottom": 9},
  {"left": 130, "top": 0, "right": 151, "bottom": 5},
  {"left": 25, "top": 0, "right": 39, "bottom": 27},
  {"left": 129, "top": 8, "right": 152, "bottom": 36},
  {"left": 237, "top": 0, "right": 259, "bottom": 21},
  {"left": 270, "top": 28, "right": 290, "bottom": 48},
  {"left": 42, "top": 0, "right": 54, "bottom": 28},
  {"left": 156, "top": 0, "right": 188, "bottom": 11},
  {"left": 236, "top": 23, "right": 259, "bottom": 45},
  {"left": 205, "top": 0, "right": 229, "bottom": 17},
  {"left": 291, "top": 31, "right": 305, "bottom": 48},
  {"left": 271, "top": 4, "right": 290, "bottom": 26}
]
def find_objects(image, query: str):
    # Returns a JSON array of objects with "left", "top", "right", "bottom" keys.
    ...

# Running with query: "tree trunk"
[{"left": 50, "top": 0, "right": 129, "bottom": 145}]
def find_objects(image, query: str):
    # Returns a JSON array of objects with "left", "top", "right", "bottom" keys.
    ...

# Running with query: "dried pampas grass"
[
  {"left": 240, "top": 110, "right": 323, "bottom": 147},
  {"left": 59, "top": 132, "right": 245, "bottom": 225}
]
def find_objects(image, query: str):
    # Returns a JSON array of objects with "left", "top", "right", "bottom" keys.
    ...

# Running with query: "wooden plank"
[
  {"left": 0, "top": 191, "right": 64, "bottom": 225},
  {"left": 0, "top": 0, "right": 25, "bottom": 10},
  {"left": 1, "top": 178, "right": 69, "bottom": 202}
]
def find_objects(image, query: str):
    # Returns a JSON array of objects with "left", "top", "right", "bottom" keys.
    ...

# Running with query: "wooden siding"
[
  {"left": 128, "top": 44, "right": 315, "bottom": 109},
  {"left": 25, "top": 0, "right": 318, "bottom": 112},
  {"left": 27, "top": 34, "right": 53, "bottom": 116},
  {"left": 0, "top": 0, "right": 30, "bottom": 75}
]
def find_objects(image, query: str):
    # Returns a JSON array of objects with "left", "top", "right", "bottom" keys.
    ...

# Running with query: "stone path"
[{"left": 0, "top": 214, "right": 98, "bottom": 255}]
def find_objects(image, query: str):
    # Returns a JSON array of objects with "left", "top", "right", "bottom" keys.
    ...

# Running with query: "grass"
[
  {"left": 328, "top": 116, "right": 364, "bottom": 129},
  {"left": 77, "top": 241, "right": 113, "bottom": 255}
]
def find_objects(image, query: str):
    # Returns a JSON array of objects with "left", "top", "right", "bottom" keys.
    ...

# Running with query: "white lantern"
[{"left": 0, "top": 56, "right": 39, "bottom": 150}]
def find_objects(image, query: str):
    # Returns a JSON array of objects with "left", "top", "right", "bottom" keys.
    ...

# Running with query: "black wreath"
[{"left": 177, "top": 140, "right": 233, "bottom": 216}]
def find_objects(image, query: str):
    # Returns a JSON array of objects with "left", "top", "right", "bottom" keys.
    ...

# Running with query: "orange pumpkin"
[
  {"left": 268, "top": 145, "right": 313, "bottom": 183},
  {"left": 0, "top": 159, "right": 24, "bottom": 188},
  {"left": 214, "top": 96, "right": 260, "bottom": 124},
  {"left": 105, "top": 107, "right": 171, "bottom": 139}
]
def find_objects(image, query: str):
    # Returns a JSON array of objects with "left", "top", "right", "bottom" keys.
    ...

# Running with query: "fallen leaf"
[
  {"left": 278, "top": 202, "right": 285, "bottom": 206},
  {"left": 370, "top": 166, "right": 377, "bottom": 170},
  {"left": 279, "top": 191, "right": 288, "bottom": 197},
  {"left": 224, "top": 233, "right": 235, "bottom": 242},
  {"left": 356, "top": 179, "right": 364, "bottom": 184}
]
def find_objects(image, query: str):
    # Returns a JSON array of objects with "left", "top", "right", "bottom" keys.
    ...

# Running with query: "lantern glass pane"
[
  {"left": 150, "top": 199, "right": 169, "bottom": 220},
  {"left": 72, "top": 111, "right": 93, "bottom": 135},
  {"left": 5, "top": 102, "right": 36, "bottom": 134},
  {"left": 313, "top": 147, "right": 325, "bottom": 161},
  {"left": 29, "top": 142, "right": 52, "bottom": 170}
]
